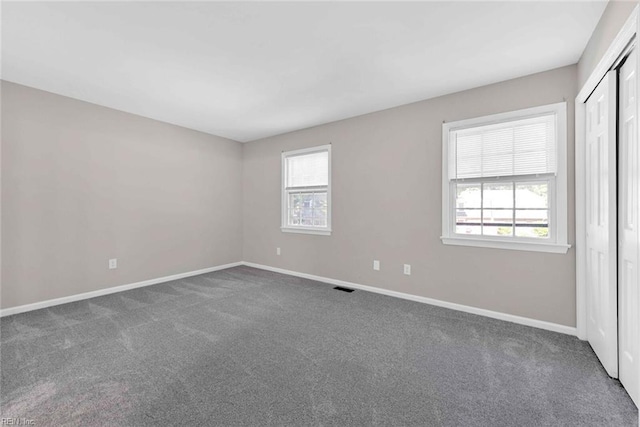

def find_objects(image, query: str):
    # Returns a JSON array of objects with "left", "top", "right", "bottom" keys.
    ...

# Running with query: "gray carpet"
[{"left": 1, "top": 266, "right": 637, "bottom": 426}]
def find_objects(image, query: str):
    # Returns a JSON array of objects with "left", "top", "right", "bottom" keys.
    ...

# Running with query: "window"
[
  {"left": 441, "top": 103, "right": 570, "bottom": 253},
  {"left": 282, "top": 145, "right": 331, "bottom": 235}
]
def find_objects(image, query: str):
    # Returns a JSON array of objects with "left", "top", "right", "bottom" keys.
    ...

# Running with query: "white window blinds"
[
  {"left": 285, "top": 150, "right": 329, "bottom": 188},
  {"left": 450, "top": 114, "right": 557, "bottom": 180}
]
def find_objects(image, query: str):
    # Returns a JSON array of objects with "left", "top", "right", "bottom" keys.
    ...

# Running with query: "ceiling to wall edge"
[{"left": 2, "top": 60, "right": 580, "bottom": 146}]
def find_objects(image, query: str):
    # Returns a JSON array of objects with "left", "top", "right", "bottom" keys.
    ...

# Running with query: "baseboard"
[
  {"left": 241, "top": 261, "right": 577, "bottom": 336},
  {"left": 1, "top": 260, "right": 578, "bottom": 337},
  {"left": 0, "top": 261, "right": 243, "bottom": 317}
]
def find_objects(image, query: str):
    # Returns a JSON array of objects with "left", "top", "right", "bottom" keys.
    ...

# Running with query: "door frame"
[
  {"left": 576, "top": 5, "right": 639, "bottom": 341},
  {"left": 583, "top": 70, "right": 619, "bottom": 377}
]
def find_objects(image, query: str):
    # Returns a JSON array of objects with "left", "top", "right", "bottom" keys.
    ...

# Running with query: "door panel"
[
  {"left": 585, "top": 70, "right": 618, "bottom": 378},
  {"left": 618, "top": 49, "right": 639, "bottom": 406}
]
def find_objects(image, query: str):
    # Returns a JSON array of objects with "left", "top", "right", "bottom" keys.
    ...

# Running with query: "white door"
[
  {"left": 618, "top": 49, "right": 639, "bottom": 406},
  {"left": 585, "top": 70, "right": 618, "bottom": 378}
]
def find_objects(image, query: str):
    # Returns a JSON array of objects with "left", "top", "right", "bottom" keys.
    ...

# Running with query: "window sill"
[
  {"left": 281, "top": 227, "right": 332, "bottom": 236},
  {"left": 440, "top": 236, "right": 570, "bottom": 254}
]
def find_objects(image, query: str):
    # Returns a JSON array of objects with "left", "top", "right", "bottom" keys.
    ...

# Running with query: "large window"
[
  {"left": 441, "top": 103, "right": 569, "bottom": 253},
  {"left": 282, "top": 145, "right": 331, "bottom": 235}
]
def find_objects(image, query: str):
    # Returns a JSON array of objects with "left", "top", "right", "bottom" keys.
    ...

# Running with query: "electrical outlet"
[
  {"left": 404, "top": 264, "right": 411, "bottom": 275},
  {"left": 109, "top": 259, "right": 118, "bottom": 270},
  {"left": 373, "top": 260, "right": 380, "bottom": 271},
  {"left": 277, "top": 247, "right": 281, "bottom": 256}
]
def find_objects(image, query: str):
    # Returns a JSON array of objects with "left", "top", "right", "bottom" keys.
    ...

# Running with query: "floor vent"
[{"left": 333, "top": 286, "right": 354, "bottom": 293}]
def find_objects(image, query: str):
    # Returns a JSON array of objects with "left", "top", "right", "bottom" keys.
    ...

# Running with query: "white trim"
[
  {"left": 1, "top": 259, "right": 577, "bottom": 336},
  {"left": 441, "top": 102, "right": 569, "bottom": 253},
  {"left": 577, "top": 6, "right": 638, "bottom": 102},
  {"left": 242, "top": 262, "right": 577, "bottom": 336},
  {"left": 0, "top": 261, "right": 243, "bottom": 317},
  {"left": 281, "top": 227, "right": 332, "bottom": 236},
  {"left": 444, "top": 102, "right": 566, "bottom": 132},
  {"left": 441, "top": 236, "right": 570, "bottom": 254},
  {"left": 575, "top": 101, "right": 587, "bottom": 340},
  {"left": 441, "top": 121, "right": 450, "bottom": 239},
  {"left": 556, "top": 101, "right": 569, "bottom": 248},
  {"left": 281, "top": 144, "right": 332, "bottom": 235},
  {"left": 575, "top": 5, "right": 639, "bottom": 341}
]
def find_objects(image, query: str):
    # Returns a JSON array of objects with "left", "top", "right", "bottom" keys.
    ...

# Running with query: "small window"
[
  {"left": 282, "top": 145, "right": 331, "bottom": 235},
  {"left": 441, "top": 103, "right": 570, "bottom": 253}
]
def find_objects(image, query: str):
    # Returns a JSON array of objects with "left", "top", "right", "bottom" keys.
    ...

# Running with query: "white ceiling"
[{"left": 2, "top": 1, "right": 607, "bottom": 142}]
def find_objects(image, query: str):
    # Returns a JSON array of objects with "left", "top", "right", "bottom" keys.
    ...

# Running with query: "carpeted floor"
[{"left": 1, "top": 266, "right": 637, "bottom": 426}]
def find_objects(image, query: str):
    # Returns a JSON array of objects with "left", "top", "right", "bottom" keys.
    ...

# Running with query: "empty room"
[{"left": 1, "top": 0, "right": 640, "bottom": 425}]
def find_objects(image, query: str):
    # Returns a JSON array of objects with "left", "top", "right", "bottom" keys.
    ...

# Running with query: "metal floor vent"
[{"left": 333, "top": 286, "right": 354, "bottom": 293}]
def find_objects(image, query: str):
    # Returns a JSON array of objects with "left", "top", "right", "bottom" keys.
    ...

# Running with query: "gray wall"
[
  {"left": 578, "top": 0, "right": 637, "bottom": 88},
  {"left": 1, "top": 81, "right": 243, "bottom": 309},
  {"left": 243, "top": 65, "right": 577, "bottom": 327}
]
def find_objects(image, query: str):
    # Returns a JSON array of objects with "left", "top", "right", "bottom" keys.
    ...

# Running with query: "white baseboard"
[
  {"left": 1, "top": 260, "right": 578, "bottom": 337},
  {"left": 241, "top": 262, "right": 577, "bottom": 336},
  {"left": 0, "top": 261, "right": 243, "bottom": 317}
]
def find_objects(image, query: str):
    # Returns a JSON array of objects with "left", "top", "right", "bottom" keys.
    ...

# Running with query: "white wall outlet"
[
  {"left": 276, "top": 247, "right": 281, "bottom": 255},
  {"left": 404, "top": 264, "right": 411, "bottom": 275},
  {"left": 109, "top": 259, "right": 118, "bottom": 270},
  {"left": 373, "top": 260, "right": 380, "bottom": 271}
]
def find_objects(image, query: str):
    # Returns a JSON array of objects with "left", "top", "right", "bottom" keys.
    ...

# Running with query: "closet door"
[
  {"left": 618, "top": 49, "right": 639, "bottom": 406},
  {"left": 585, "top": 70, "right": 618, "bottom": 378}
]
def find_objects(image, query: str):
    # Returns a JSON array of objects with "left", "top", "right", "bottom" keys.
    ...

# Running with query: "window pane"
[
  {"left": 289, "top": 193, "right": 302, "bottom": 210},
  {"left": 313, "top": 192, "right": 328, "bottom": 209},
  {"left": 313, "top": 211, "right": 327, "bottom": 221},
  {"left": 287, "top": 191, "right": 327, "bottom": 228},
  {"left": 456, "top": 208, "right": 481, "bottom": 235},
  {"left": 515, "top": 225, "right": 549, "bottom": 238},
  {"left": 301, "top": 207, "right": 313, "bottom": 219},
  {"left": 515, "top": 209, "right": 549, "bottom": 238},
  {"left": 515, "top": 209, "right": 549, "bottom": 222},
  {"left": 288, "top": 209, "right": 301, "bottom": 226},
  {"left": 514, "top": 182, "right": 549, "bottom": 239},
  {"left": 453, "top": 180, "right": 553, "bottom": 239},
  {"left": 482, "top": 209, "right": 512, "bottom": 224},
  {"left": 456, "top": 183, "right": 481, "bottom": 209},
  {"left": 515, "top": 182, "right": 548, "bottom": 209},
  {"left": 301, "top": 193, "right": 314, "bottom": 208},
  {"left": 313, "top": 208, "right": 327, "bottom": 219},
  {"left": 483, "top": 225, "right": 513, "bottom": 237},
  {"left": 480, "top": 182, "right": 513, "bottom": 236},
  {"left": 482, "top": 182, "right": 513, "bottom": 208},
  {"left": 313, "top": 192, "right": 327, "bottom": 226}
]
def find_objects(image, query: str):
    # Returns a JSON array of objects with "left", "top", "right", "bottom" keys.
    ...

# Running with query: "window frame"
[
  {"left": 281, "top": 144, "right": 332, "bottom": 236},
  {"left": 441, "top": 102, "right": 570, "bottom": 254}
]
